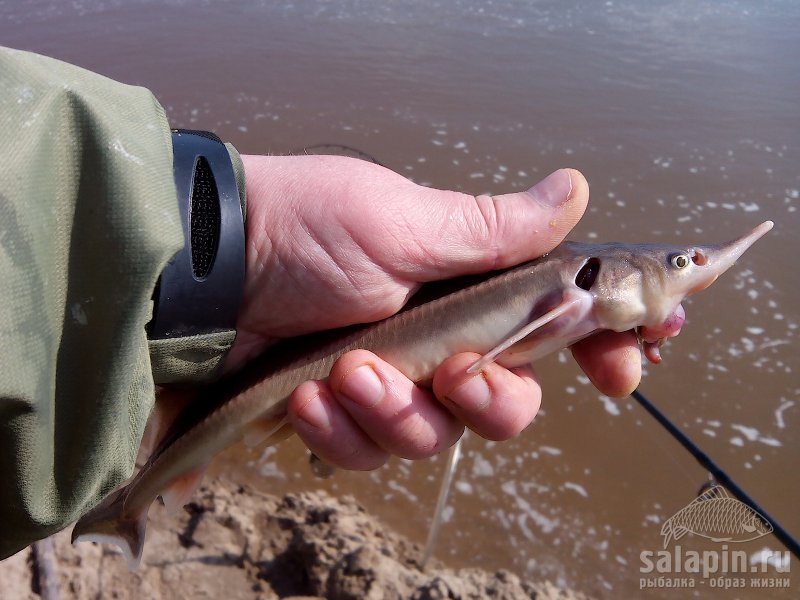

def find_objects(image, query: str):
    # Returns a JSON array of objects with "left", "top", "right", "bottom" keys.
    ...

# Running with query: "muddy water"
[{"left": 4, "top": 1, "right": 798, "bottom": 597}]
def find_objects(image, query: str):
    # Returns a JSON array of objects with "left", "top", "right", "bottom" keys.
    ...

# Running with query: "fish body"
[
  {"left": 661, "top": 486, "right": 774, "bottom": 547},
  {"left": 72, "top": 221, "right": 773, "bottom": 569}
]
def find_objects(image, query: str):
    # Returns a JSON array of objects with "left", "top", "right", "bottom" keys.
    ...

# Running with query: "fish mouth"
[{"left": 685, "top": 220, "right": 773, "bottom": 296}]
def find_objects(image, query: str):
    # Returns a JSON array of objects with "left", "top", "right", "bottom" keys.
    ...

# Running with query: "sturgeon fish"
[{"left": 72, "top": 221, "right": 774, "bottom": 569}]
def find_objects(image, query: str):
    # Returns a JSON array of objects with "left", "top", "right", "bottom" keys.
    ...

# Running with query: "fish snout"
[{"left": 682, "top": 221, "right": 773, "bottom": 296}]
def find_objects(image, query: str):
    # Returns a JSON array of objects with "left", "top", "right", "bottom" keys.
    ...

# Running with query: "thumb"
[{"left": 407, "top": 168, "right": 589, "bottom": 279}]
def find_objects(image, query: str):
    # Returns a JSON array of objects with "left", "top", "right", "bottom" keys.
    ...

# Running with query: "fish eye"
[{"left": 670, "top": 253, "right": 691, "bottom": 269}]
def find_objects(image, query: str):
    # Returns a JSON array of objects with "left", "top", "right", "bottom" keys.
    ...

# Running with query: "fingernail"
[
  {"left": 296, "top": 393, "right": 332, "bottom": 431},
  {"left": 529, "top": 169, "right": 573, "bottom": 208},
  {"left": 448, "top": 373, "right": 491, "bottom": 413},
  {"left": 339, "top": 364, "right": 384, "bottom": 408}
]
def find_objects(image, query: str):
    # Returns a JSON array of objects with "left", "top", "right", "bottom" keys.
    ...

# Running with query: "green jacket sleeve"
[{"left": 0, "top": 46, "right": 190, "bottom": 557}]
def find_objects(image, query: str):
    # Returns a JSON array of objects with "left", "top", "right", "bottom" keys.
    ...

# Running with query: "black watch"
[{"left": 147, "top": 129, "right": 245, "bottom": 339}]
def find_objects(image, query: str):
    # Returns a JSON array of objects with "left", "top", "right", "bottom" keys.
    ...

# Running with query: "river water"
[{"left": 3, "top": 1, "right": 798, "bottom": 597}]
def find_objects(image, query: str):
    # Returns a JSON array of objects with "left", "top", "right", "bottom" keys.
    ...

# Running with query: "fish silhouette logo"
[{"left": 661, "top": 486, "right": 773, "bottom": 548}]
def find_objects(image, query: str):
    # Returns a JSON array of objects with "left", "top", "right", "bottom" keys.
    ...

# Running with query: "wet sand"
[{"left": 2, "top": 477, "right": 589, "bottom": 600}]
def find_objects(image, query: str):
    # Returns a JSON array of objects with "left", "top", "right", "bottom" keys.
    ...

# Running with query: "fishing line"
[
  {"left": 631, "top": 388, "right": 800, "bottom": 560},
  {"left": 635, "top": 402, "right": 703, "bottom": 490},
  {"left": 288, "top": 143, "right": 387, "bottom": 167},
  {"left": 421, "top": 434, "right": 464, "bottom": 569}
]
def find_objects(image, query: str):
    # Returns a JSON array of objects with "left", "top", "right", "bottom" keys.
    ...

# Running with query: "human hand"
[{"left": 226, "top": 156, "right": 640, "bottom": 469}]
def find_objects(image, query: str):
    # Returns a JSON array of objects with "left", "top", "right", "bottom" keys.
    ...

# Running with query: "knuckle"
[{"left": 470, "top": 194, "right": 503, "bottom": 269}]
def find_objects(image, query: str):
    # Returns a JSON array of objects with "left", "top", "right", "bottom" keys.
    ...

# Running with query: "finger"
[
  {"left": 571, "top": 330, "right": 642, "bottom": 398},
  {"left": 288, "top": 380, "right": 390, "bottom": 470},
  {"left": 327, "top": 350, "right": 464, "bottom": 460},
  {"left": 432, "top": 353, "right": 542, "bottom": 441},
  {"left": 395, "top": 168, "right": 590, "bottom": 278}
]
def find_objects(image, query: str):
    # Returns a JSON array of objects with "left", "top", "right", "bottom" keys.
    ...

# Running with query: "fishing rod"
[{"left": 631, "top": 388, "right": 800, "bottom": 561}]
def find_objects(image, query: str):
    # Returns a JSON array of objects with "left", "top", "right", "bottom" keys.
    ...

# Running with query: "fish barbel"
[{"left": 72, "top": 220, "right": 774, "bottom": 569}]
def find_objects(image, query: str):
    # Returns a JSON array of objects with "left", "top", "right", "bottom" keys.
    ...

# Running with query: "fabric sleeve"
[{"left": 0, "top": 46, "right": 185, "bottom": 557}]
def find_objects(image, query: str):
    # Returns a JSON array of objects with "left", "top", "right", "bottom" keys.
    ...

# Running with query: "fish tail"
[
  {"left": 71, "top": 487, "right": 148, "bottom": 571},
  {"left": 661, "top": 520, "right": 675, "bottom": 548}
]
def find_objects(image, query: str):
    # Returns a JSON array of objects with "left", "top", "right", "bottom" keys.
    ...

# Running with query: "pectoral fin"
[
  {"left": 467, "top": 295, "right": 582, "bottom": 374},
  {"left": 243, "top": 416, "right": 291, "bottom": 448},
  {"left": 161, "top": 464, "right": 209, "bottom": 514}
]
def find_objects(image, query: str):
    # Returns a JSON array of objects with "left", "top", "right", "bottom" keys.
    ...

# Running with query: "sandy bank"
[{"left": 2, "top": 477, "right": 591, "bottom": 599}]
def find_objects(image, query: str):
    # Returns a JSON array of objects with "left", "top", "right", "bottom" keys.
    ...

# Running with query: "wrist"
[{"left": 225, "top": 155, "right": 280, "bottom": 371}]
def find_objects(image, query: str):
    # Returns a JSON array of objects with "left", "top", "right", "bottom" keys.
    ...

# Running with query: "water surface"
[{"left": 3, "top": 1, "right": 798, "bottom": 597}]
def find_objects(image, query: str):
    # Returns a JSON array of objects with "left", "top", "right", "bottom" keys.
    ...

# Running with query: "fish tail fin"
[
  {"left": 661, "top": 520, "right": 674, "bottom": 548},
  {"left": 71, "top": 487, "right": 148, "bottom": 571}
]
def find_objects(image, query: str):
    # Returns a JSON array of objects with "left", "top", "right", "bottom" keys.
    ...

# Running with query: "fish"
[
  {"left": 71, "top": 220, "right": 774, "bottom": 570},
  {"left": 661, "top": 485, "right": 774, "bottom": 547}
]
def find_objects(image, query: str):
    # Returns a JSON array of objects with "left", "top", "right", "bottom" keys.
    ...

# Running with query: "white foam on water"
[
  {"left": 758, "top": 436, "right": 782, "bottom": 447},
  {"left": 540, "top": 446, "right": 562, "bottom": 456},
  {"left": 644, "top": 514, "right": 661, "bottom": 525},
  {"left": 455, "top": 480, "right": 473, "bottom": 495},
  {"left": 386, "top": 479, "right": 418, "bottom": 503},
  {"left": 441, "top": 505, "right": 455, "bottom": 523},
  {"left": 597, "top": 395, "right": 620, "bottom": 416},
  {"left": 731, "top": 424, "right": 759, "bottom": 441},
  {"left": 775, "top": 400, "right": 794, "bottom": 429},
  {"left": 501, "top": 480, "right": 560, "bottom": 536},
  {"left": 730, "top": 424, "right": 783, "bottom": 447},
  {"left": 563, "top": 482, "right": 588, "bottom": 498},
  {"left": 258, "top": 462, "right": 286, "bottom": 480},
  {"left": 471, "top": 453, "right": 495, "bottom": 477}
]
